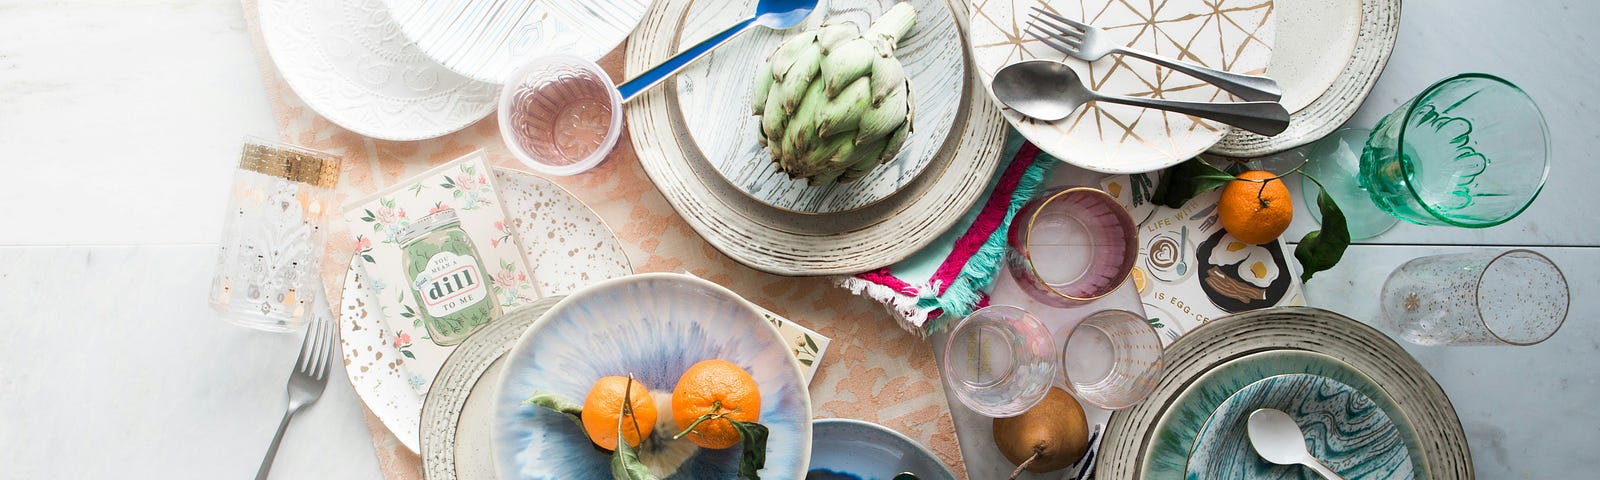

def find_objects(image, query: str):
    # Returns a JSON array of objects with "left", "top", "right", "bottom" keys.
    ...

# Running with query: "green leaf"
[
  {"left": 610, "top": 380, "right": 660, "bottom": 480},
  {"left": 730, "top": 420, "right": 769, "bottom": 480},
  {"left": 1151, "top": 158, "right": 1235, "bottom": 208},
  {"left": 803, "top": 334, "right": 818, "bottom": 352},
  {"left": 799, "top": 358, "right": 813, "bottom": 366},
  {"left": 523, "top": 390, "right": 586, "bottom": 431},
  {"left": 401, "top": 350, "right": 415, "bottom": 359},
  {"left": 1293, "top": 181, "right": 1351, "bottom": 283},
  {"left": 453, "top": 190, "right": 464, "bottom": 199}
]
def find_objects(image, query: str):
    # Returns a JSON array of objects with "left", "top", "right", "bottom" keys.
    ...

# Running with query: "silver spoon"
[
  {"left": 892, "top": 473, "right": 920, "bottom": 480},
  {"left": 1175, "top": 226, "right": 1190, "bottom": 276},
  {"left": 991, "top": 60, "right": 1290, "bottom": 136},
  {"left": 1247, "top": 408, "right": 1345, "bottom": 480}
]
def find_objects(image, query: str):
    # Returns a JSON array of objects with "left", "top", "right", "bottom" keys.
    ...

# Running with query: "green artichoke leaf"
[
  {"left": 816, "top": 23, "right": 859, "bottom": 53},
  {"left": 820, "top": 38, "right": 875, "bottom": 98},
  {"left": 778, "top": 41, "right": 823, "bottom": 115},
  {"left": 752, "top": 60, "right": 773, "bottom": 116},
  {"left": 768, "top": 32, "right": 817, "bottom": 82},
  {"left": 855, "top": 84, "right": 907, "bottom": 144},
  {"left": 867, "top": 2, "right": 919, "bottom": 47},
  {"left": 817, "top": 77, "right": 871, "bottom": 138},
  {"left": 868, "top": 51, "right": 905, "bottom": 104}
]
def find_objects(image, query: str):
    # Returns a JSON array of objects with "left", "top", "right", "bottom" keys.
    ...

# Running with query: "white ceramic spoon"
[{"left": 1247, "top": 408, "right": 1346, "bottom": 480}]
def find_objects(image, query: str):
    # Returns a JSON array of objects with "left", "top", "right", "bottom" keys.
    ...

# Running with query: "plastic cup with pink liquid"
[{"left": 498, "top": 55, "right": 623, "bottom": 176}]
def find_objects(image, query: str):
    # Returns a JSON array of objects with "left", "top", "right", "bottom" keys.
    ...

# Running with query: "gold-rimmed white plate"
[{"left": 969, "top": 0, "right": 1277, "bottom": 173}]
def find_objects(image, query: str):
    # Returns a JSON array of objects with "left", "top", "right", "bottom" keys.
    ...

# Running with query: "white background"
[{"left": 2, "top": 0, "right": 1597, "bottom": 478}]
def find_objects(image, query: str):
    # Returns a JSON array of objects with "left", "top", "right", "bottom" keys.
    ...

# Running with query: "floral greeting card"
[{"left": 343, "top": 150, "right": 538, "bottom": 394}]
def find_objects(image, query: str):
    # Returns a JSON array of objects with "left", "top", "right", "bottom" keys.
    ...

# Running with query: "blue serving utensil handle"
[{"left": 618, "top": 17, "right": 758, "bottom": 102}]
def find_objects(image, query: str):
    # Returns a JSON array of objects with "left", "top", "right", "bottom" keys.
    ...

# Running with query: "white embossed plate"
[
  {"left": 258, "top": 0, "right": 498, "bottom": 141},
  {"left": 969, "top": 0, "right": 1276, "bottom": 173},
  {"left": 677, "top": 0, "right": 965, "bottom": 213},
  {"left": 383, "top": 0, "right": 650, "bottom": 84},
  {"left": 339, "top": 168, "right": 631, "bottom": 452}
]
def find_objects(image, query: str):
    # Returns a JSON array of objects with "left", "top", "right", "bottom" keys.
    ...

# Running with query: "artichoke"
[{"left": 752, "top": 2, "right": 918, "bottom": 185}]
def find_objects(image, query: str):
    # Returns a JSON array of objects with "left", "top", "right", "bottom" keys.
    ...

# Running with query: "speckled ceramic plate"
[
  {"left": 338, "top": 168, "right": 631, "bottom": 453},
  {"left": 491, "top": 273, "right": 812, "bottom": 479},
  {"left": 258, "top": 0, "right": 498, "bottom": 141},
  {"left": 1185, "top": 373, "right": 1412, "bottom": 479},
  {"left": 1097, "top": 307, "right": 1472, "bottom": 479},
  {"left": 421, "top": 297, "right": 563, "bottom": 480},
  {"left": 1209, "top": 0, "right": 1400, "bottom": 156},
  {"left": 676, "top": 0, "right": 966, "bottom": 214},
  {"left": 970, "top": 0, "right": 1276, "bottom": 173},
  {"left": 808, "top": 418, "right": 957, "bottom": 480}
]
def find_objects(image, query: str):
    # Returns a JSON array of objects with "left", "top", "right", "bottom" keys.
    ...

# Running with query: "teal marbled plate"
[
  {"left": 1143, "top": 350, "right": 1423, "bottom": 479},
  {"left": 1186, "top": 373, "right": 1411, "bottom": 479}
]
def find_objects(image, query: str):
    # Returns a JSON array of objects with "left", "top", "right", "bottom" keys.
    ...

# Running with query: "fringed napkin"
[{"left": 835, "top": 133, "right": 1058, "bottom": 335}]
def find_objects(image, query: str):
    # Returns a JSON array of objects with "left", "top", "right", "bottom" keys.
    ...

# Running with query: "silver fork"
[
  {"left": 1027, "top": 7, "right": 1282, "bottom": 102},
  {"left": 255, "top": 294, "right": 338, "bottom": 480}
]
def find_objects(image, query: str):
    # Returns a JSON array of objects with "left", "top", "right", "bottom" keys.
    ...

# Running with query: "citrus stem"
[
  {"left": 1009, "top": 447, "right": 1043, "bottom": 480},
  {"left": 622, "top": 373, "right": 645, "bottom": 446},
  {"left": 672, "top": 401, "right": 731, "bottom": 440}
]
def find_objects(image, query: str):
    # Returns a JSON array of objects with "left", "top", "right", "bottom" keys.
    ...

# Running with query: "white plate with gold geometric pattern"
[
  {"left": 338, "top": 168, "right": 631, "bottom": 453},
  {"left": 969, "top": 0, "right": 1276, "bottom": 173}
]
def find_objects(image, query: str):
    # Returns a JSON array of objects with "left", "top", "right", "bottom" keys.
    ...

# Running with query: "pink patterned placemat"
[{"left": 237, "top": 0, "right": 965, "bottom": 478}]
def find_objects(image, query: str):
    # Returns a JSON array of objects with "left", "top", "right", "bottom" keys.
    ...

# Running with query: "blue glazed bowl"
[
  {"left": 807, "top": 419, "right": 957, "bottom": 480},
  {"left": 1186, "top": 373, "right": 1412, "bottom": 479},
  {"left": 491, "top": 273, "right": 812, "bottom": 479}
]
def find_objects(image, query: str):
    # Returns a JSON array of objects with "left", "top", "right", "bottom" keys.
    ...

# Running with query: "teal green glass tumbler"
[{"left": 1302, "top": 73, "right": 1550, "bottom": 239}]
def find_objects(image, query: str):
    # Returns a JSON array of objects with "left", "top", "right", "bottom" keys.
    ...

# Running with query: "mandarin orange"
[
  {"left": 1218, "top": 170, "right": 1293, "bottom": 244},
  {"left": 580, "top": 376, "right": 658, "bottom": 451},
  {"left": 671, "top": 359, "right": 762, "bottom": 449}
]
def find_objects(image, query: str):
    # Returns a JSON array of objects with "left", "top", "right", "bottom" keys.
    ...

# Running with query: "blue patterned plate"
[
  {"left": 490, "top": 273, "right": 812, "bottom": 479},
  {"left": 1144, "top": 350, "right": 1423, "bottom": 479},
  {"left": 807, "top": 419, "right": 957, "bottom": 480},
  {"left": 1186, "top": 374, "right": 1412, "bottom": 479}
]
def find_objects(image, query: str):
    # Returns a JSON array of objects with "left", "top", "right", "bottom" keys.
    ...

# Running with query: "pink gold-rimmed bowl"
[{"left": 1006, "top": 187, "right": 1139, "bottom": 307}]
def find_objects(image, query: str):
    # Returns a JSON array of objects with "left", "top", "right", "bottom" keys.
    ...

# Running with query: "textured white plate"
[
  {"left": 1209, "top": 0, "right": 1400, "bottom": 156},
  {"left": 339, "top": 168, "right": 631, "bottom": 452},
  {"left": 677, "top": 0, "right": 966, "bottom": 213},
  {"left": 258, "top": 0, "right": 498, "bottom": 141},
  {"left": 421, "top": 297, "right": 562, "bottom": 480},
  {"left": 383, "top": 0, "right": 650, "bottom": 84},
  {"left": 969, "top": 0, "right": 1276, "bottom": 173},
  {"left": 627, "top": 0, "right": 1009, "bottom": 276}
]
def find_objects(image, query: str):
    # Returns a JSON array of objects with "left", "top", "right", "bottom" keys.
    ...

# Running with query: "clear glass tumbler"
[
  {"left": 1058, "top": 309, "right": 1165, "bottom": 409},
  {"left": 209, "top": 137, "right": 342, "bottom": 332},
  {"left": 1007, "top": 187, "right": 1139, "bottom": 307},
  {"left": 940, "top": 306, "right": 1058, "bottom": 418},
  {"left": 1381, "top": 250, "right": 1568, "bottom": 346}
]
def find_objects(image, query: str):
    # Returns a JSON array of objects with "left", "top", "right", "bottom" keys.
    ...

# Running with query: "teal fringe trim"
[{"left": 921, "top": 155, "right": 1058, "bottom": 333}]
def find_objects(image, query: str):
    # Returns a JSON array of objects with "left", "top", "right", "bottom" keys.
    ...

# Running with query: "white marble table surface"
[{"left": 1, "top": 0, "right": 1595, "bottom": 478}]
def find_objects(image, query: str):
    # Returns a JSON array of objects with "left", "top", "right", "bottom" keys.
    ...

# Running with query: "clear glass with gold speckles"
[{"left": 1380, "top": 250, "right": 1568, "bottom": 346}]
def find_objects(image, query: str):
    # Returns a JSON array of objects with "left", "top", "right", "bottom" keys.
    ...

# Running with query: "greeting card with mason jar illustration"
[{"left": 343, "top": 150, "right": 539, "bottom": 394}]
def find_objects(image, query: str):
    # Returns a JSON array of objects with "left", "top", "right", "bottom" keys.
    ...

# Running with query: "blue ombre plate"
[
  {"left": 807, "top": 419, "right": 957, "bottom": 480},
  {"left": 490, "top": 273, "right": 812, "bottom": 479},
  {"left": 1186, "top": 374, "right": 1412, "bottom": 479},
  {"left": 1143, "top": 350, "right": 1423, "bottom": 479}
]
